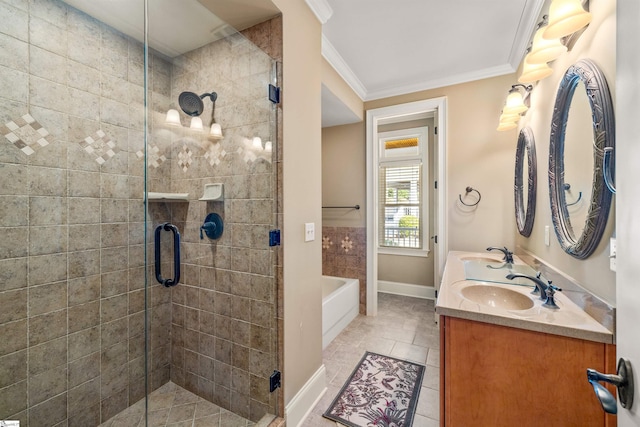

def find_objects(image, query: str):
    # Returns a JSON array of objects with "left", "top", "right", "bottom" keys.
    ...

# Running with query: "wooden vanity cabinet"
[{"left": 440, "top": 316, "right": 616, "bottom": 427}]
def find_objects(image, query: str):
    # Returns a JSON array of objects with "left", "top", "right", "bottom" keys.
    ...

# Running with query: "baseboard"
[
  {"left": 285, "top": 364, "right": 327, "bottom": 427},
  {"left": 378, "top": 280, "right": 436, "bottom": 300}
]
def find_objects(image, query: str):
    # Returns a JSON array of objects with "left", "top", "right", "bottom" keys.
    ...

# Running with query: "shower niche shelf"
[
  {"left": 146, "top": 192, "right": 189, "bottom": 202},
  {"left": 199, "top": 183, "right": 224, "bottom": 201}
]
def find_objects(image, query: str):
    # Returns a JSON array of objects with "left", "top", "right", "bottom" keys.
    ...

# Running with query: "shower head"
[
  {"left": 178, "top": 91, "right": 204, "bottom": 117},
  {"left": 178, "top": 91, "right": 218, "bottom": 117}
]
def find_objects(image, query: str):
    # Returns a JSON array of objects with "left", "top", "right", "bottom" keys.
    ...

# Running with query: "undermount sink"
[{"left": 460, "top": 285, "right": 535, "bottom": 310}]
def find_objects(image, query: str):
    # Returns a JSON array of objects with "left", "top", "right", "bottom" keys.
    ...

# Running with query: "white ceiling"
[{"left": 319, "top": 0, "right": 546, "bottom": 127}]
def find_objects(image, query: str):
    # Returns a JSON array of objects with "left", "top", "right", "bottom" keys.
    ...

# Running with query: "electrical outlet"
[{"left": 304, "top": 222, "right": 315, "bottom": 242}]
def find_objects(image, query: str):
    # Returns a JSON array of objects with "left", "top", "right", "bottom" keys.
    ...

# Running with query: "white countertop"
[{"left": 436, "top": 251, "right": 614, "bottom": 344}]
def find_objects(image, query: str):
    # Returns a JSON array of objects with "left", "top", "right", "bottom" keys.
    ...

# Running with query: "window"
[{"left": 377, "top": 127, "right": 428, "bottom": 254}]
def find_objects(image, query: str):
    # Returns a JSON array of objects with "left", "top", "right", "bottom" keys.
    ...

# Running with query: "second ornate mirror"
[
  {"left": 515, "top": 127, "right": 536, "bottom": 237},
  {"left": 549, "top": 59, "right": 615, "bottom": 259}
]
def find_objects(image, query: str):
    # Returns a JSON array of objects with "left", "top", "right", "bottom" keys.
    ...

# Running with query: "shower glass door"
[
  {"left": 0, "top": 0, "right": 279, "bottom": 425},
  {"left": 144, "top": 2, "right": 281, "bottom": 422}
]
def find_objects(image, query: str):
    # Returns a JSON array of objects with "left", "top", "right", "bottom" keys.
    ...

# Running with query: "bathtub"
[{"left": 322, "top": 275, "right": 360, "bottom": 349}]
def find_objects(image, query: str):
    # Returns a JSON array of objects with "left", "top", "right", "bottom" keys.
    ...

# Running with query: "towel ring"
[
  {"left": 459, "top": 186, "right": 481, "bottom": 207},
  {"left": 564, "top": 183, "right": 582, "bottom": 207}
]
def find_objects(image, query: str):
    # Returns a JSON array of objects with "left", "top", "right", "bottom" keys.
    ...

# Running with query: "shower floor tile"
[{"left": 99, "top": 382, "right": 256, "bottom": 427}]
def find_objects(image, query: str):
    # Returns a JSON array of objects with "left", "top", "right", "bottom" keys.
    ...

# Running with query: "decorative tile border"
[
  {"left": 177, "top": 144, "right": 193, "bottom": 172},
  {"left": 79, "top": 130, "right": 117, "bottom": 164},
  {"left": 1, "top": 113, "right": 53, "bottom": 155},
  {"left": 341, "top": 236, "right": 353, "bottom": 253},
  {"left": 146, "top": 144, "right": 167, "bottom": 168},
  {"left": 322, "top": 236, "right": 333, "bottom": 250},
  {"left": 205, "top": 143, "right": 226, "bottom": 166}
]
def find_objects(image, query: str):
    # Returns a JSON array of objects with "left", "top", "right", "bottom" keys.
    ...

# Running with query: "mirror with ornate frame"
[
  {"left": 515, "top": 127, "right": 536, "bottom": 237},
  {"left": 549, "top": 59, "right": 615, "bottom": 259}
]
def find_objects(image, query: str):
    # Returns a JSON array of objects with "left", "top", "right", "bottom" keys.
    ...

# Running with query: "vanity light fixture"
[
  {"left": 527, "top": 16, "right": 567, "bottom": 64},
  {"left": 497, "top": 111, "right": 520, "bottom": 132},
  {"left": 497, "top": 85, "right": 532, "bottom": 132},
  {"left": 543, "top": 0, "right": 592, "bottom": 40},
  {"left": 502, "top": 84, "right": 533, "bottom": 115},
  {"left": 496, "top": 121, "right": 518, "bottom": 132},
  {"left": 518, "top": 59, "right": 554, "bottom": 84}
]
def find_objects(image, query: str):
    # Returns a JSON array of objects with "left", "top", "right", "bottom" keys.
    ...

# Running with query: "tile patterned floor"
[
  {"left": 101, "top": 293, "right": 437, "bottom": 427},
  {"left": 99, "top": 382, "right": 256, "bottom": 427},
  {"left": 305, "top": 293, "right": 440, "bottom": 426}
]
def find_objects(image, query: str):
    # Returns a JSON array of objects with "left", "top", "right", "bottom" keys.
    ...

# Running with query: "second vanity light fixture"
[
  {"left": 498, "top": 0, "right": 591, "bottom": 131},
  {"left": 497, "top": 84, "right": 532, "bottom": 131},
  {"left": 166, "top": 90, "right": 223, "bottom": 140}
]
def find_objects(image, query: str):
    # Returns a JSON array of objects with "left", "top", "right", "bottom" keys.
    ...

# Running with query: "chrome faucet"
[
  {"left": 486, "top": 246, "right": 514, "bottom": 264},
  {"left": 506, "top": 273, "right": 562, "bottom": 309}
]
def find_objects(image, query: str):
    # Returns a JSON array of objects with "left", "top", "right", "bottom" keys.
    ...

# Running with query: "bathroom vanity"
[{"left": 436, "top": 252, "right": 616, "bottom": 427}]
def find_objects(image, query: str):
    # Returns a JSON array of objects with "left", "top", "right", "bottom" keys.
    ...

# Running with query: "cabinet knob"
[{"left": 586, "top": 358, "right": 634, "bottom": 414}]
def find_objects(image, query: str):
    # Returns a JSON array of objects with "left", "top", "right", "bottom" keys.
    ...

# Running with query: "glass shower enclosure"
[{"left": 0, "top": 0, "right": 280, "bottom": 425}]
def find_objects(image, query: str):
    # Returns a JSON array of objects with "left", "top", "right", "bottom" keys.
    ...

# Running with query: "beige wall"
[
  {"left": 271, "top": 0, "right": 324, "bottom": 406},
  {"left": 366, "top": 73, "right": 520, "bottom": 257},
  {"left": 322, "top": 123, "right": 366, "bottom": 227},
  {"left": 321, "top": 58, "right": 364, "bottom": 122},
  {"left": 516, "top": 0, "right": 616, "bottom": 305}
]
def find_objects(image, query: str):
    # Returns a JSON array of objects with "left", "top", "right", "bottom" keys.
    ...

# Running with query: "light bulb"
[
  {"left": 503, "top": 91, "right": 528, "bottom": 115},
  {"left": 252, "top": 137, "right": 263, "bottom": 150},
  {"left": 497, "top": 121, "right": 518, "bottom": 132},
  {"left": 528, "top": 26, "right": 567, "bottom": 64},
  {"left": 210, "top": 123, "right": 223, "bottom": 139},
  {"left": 543, "top": 0, "right": 592, "bottom": 40},
  {"left": 264, "top": 141, "right": 272, "bottom": 152},
  {"left": 165, "top": 109, "right": 181, "bottom": 127},
  {"left": 519, "top": 58, "right": 554, "bottom": 83},
  {"left": 190, "top": 117, "right": 203, "bottom": 131}
]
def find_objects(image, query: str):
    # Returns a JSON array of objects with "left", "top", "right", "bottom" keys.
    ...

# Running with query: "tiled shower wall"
[
  {"left": 0, "top": 0, "right": 172, "bottom": 425},
  {"left": 151, "top": 23, "right": 282, "bottom": 421},
  {"left": 0, "top": 1, "right": 283, "bottom": 425},
  {"left": 322, "top": 226, "right": 367, "bottom": 314}
]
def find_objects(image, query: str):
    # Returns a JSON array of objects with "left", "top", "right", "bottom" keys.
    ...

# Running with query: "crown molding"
[
  {"left": 365, "top": 63, "right": 516, "bottom": 101},
  {"left": 321, "top": 34, "right": 367, "bottom": 100},
  {"left": 508, "top": 0, "right": 546, "bottom": 70},
  {"left": 304, "top": 0, "right": 333, "bottom": 24}
]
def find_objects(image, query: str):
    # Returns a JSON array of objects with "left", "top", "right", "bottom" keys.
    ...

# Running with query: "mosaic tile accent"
[
  {"left": 1, "top": 113, "right": 53, "bottom": 155},
  {"left": 341, "top": 235, "right": 353, "bottom": 253},
  {"left": 147, "top": 144, "right": 167, "bottom": 168},
  {"left": 177, "top": 144, "right": 193, "bottom": 172},
  {"left": 79, "top": 130, "right": 117, "bottom": 164},
  {"left": 322, "top": 236, "right": 333, "bottom": 250},
  {"left": 205, "top": 143, "right": 227, "bottom": 166}
]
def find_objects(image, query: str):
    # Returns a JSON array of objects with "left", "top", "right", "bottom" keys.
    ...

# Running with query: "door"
[{"left": 615, "top": 0, "right": 640, "bottom": 423}]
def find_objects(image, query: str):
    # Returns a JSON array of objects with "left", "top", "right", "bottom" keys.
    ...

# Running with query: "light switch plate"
[
  {"left": 544, "top": 226, "right": 550, "bottom": 246},
  {"left": 610, "top": 237, "right": 617, "bottom": 272},
  {"left": 304, "top": 222, "right": 315, "bottom": 242}
]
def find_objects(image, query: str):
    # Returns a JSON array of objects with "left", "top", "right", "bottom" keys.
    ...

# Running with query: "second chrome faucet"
[
  {"left": 506, "top": 272, "right": 562, "bottom": 309},
  {"left": 486, "top": 246, "right": 514, "bottom": 264}
]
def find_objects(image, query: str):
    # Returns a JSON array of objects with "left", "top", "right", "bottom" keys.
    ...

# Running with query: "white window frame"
[{"left": 377, "top": 127, "right": 429, "bottom": 257}]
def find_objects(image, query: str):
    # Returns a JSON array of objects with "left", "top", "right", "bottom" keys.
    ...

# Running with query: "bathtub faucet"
[{"left": 486, "top": 246, "right": 514, "bottom": 264}]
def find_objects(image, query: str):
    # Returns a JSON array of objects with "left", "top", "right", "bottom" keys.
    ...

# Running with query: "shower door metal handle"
[{"left": 154, "top": 223, "right": 181, "bottom": 287}]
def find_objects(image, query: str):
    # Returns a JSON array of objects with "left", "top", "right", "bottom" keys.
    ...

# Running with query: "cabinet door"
[{"left": 442, "top": 316, "right": 609, "bottom": 427}]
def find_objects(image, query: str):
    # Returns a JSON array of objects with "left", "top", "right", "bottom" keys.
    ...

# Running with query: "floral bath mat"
[{"left": 323, "top": 351, "right": 425, "bottom": 426}]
